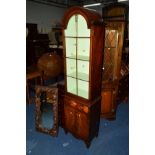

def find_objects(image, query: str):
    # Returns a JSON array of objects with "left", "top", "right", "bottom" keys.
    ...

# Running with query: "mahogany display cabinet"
[
  {"left": 101, "top": 3, "right": 128, "bottom": 119},
  {"left": 61, "top": 6, "right": 104, "bottom": 148}
]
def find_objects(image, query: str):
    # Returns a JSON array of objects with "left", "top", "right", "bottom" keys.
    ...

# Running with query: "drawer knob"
[{"left": 83, "top": 106, "right": 88, "bottom": 113}]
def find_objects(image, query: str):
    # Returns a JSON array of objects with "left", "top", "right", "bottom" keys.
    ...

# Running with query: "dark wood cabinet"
[
  {"left": 26, "top": 23, "right": 50, "bottom": 67},
  {"left": 101, "top": 3, "right": 128, "bottom": 119},
  {"left": 62, "top": 6, "right": 104, "bottom": 147},
  {"left": 64, "top": 103, "right": 76, "bottom": 134}
]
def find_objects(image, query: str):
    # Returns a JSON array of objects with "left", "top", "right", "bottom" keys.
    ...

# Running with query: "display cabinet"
[
  {"left": 101, "top": 3, "right": 128, "bottom": 119},
  {"left": 62, "top": 6, "right": 104, "bottom": 147}
]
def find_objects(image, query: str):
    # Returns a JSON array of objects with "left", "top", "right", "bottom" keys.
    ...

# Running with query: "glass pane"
[
  {"left": 77, "top": 38, "right": 90, "bottom": 60},
  {"left": 66, "top": 58, "right": 76, "bottom": 78},
  {"left": 67, "top": 76, "right": 77, "bottom": 95},
  {"left": 65, "top": 38, "right": 76, "bottom": 58},
  {"left": 77, "top": 15, "right": 90, "bottom": 37},
  {"left": 77, "top": 60, "right": 89, "bottom": 81},
  {"left": 78, "top": 80, "right": 89, "bottom": 99},
  {"left": 65, "top": 15, "right": 76, "bottom": 37},
  {"left": 103, "top": 48, "right": 116, "bottom": 81},
  {"left": 105, "top": 30, "right": 118, "bottom": 47}
]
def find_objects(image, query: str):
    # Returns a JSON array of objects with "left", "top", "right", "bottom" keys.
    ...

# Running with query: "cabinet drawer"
[{"left": 64, "top": 98, "right": 89, "bottom": 114}]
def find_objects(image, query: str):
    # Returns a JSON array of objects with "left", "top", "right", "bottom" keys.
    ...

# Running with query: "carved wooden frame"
[{"left": 35, "top": 85, "right": 58, "bottom": 136}]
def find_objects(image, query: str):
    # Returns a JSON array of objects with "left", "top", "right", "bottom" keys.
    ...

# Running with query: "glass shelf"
[
  {"left": 77, "top": 60, "right": 89, "bottom": 81},
  {"left": 77, "top": 38, "right": 90, "bottom": 60}
]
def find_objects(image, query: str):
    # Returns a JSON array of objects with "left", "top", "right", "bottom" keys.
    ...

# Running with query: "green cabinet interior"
[{"left": 65, "top": 14, "right": 90, "bottom": 99}]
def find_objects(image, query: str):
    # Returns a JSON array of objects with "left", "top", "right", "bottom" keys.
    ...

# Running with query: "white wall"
[{"left": 26, "top": 1, "right": 66, "bottom": 33}]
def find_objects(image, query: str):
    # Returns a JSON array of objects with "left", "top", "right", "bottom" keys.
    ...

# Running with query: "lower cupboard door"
[
  {"left": 64, "top": 105, "right": 75, "bottom": 133},
  {"left": 101, "top": 90, "right": 112, "bottom": 114},
  {"left": 76, "top": 112, "right": 89, "bottom": 139}
]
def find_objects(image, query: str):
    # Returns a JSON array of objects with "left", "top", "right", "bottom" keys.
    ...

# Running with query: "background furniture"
[
  {"left": 26, "top": 23, "right": 50, "bottom": 67},
  {"left": 62, "top": 6, "right": 104, "bottom": 148},
  {"left": 35, "top": 85, "right": 59, "bottom": 136},
  {"left": 26, "top": 65, "right": 43, "bottom": 104},
  {"left": 101, "top": 3, "right": 128, "bottom": 119}
]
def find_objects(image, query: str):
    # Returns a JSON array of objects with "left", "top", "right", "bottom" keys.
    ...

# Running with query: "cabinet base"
[
  {"left": 100, "top": 112, "right": 116, "bottom": 120},
  {"left": 85, "top": 141, "right": 91, "bottom": 148}
]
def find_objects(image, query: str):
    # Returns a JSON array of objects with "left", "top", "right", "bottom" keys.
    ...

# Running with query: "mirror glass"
[{"left": 40, "top": 92, "right": 54, "bottom": 129}]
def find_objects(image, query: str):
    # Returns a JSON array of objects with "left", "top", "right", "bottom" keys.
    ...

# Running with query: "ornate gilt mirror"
[{"left": 35, "top": 86, "right": 58, "bottom": 136}]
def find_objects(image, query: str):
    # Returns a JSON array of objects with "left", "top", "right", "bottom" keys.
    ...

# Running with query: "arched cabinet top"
[{"left": 62, "top": 6, "right": 103, "bottom": 29}]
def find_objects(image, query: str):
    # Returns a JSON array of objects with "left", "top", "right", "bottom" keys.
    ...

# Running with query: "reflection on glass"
[
  {"left": 78, "top": 80, "right": 89, "bottom": 99},
  {"left": 66, "top": 58, "right": 76, "bottom": 78},
  {"left": 77, "top": 15, "right": 90, "bottom": 37},
  {"left": 65, "top": 38, "right": 76, "bottom": 58},
  {"left": 67, "top": 76, "right": 77, "bottom": 95},
  {"left": 65, "top": 15, "right": 76, "bottom": 37},
  {"left": 77, "top": 38, "right": 90, "bottom": 60},
  {"left": 77, "top": 60, "right": 89, "bottom": 81},
  {"left": 40, "top": 101, "right": 54, "bottom": 129}
]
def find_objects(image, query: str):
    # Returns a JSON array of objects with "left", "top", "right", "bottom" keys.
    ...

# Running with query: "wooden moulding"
[{"left": 35, "top": 85, "right": 58, "bottom": 137}]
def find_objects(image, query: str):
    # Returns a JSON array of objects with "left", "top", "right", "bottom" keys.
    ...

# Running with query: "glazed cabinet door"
[
  {"left": 64, "top": 14, "right": 90, "bottom": 100},
  {"left": 102, "top": 22, "right": 125, "bottom": 82}
]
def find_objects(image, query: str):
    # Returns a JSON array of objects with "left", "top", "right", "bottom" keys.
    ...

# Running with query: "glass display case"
[
  {"left": 62, "top": 6, "right": 104, "bottom": 148},
  {"left": 65, "top": 14, "right": 90, "bottom": 99}
]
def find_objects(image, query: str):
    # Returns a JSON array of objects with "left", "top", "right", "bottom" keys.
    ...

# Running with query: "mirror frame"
[{"left": 35, "top": 85, "right": 58, "bottom": 136}]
